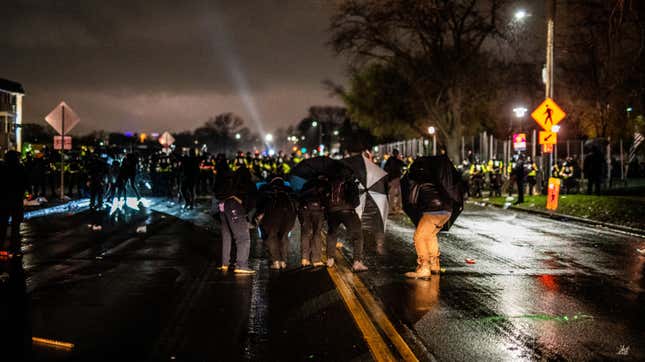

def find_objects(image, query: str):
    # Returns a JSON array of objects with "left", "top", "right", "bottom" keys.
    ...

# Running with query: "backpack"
[{"left": 329, "top": 179, "right": 360, "bottom": 209}]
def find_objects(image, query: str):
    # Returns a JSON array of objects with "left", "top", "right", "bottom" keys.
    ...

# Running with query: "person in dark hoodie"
[
  {"left": 257, "top": 177, "right": 297, "bottom": 270},
  {"left": 213, "top": 157, "right": 255, "bottom": 274},
  {"left": 180, "top": 149, "right": 200, "bottom": 209},
  {"left": 298, "top": 176, "right": 329, "bottom": 267},
  {"left": 0, "top": 151, "right": 28, "bottom": 257},
  {"left": 325, "top": 174, "right": 367, "bottom": 272}
]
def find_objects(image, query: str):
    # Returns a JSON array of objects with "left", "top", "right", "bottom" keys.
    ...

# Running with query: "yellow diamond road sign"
[{"left": 531, "top": 98, "right": 566, "bottom": 131}]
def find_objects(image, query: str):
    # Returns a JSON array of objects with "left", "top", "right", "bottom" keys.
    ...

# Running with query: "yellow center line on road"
[
  {"left": 327, "top": 266, "right": 396, "bottom": 362},
  {"left": 32, "top": 337, "right": 75, "bottom": 351},
  {"left": 333, "top": 258, "right": 420, "bottom": 362}
]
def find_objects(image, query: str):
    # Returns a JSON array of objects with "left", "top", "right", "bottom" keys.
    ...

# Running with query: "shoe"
[
  {"left": 301, "top": 259, "right": 311, "bottom": 267},
  {"left": 313, "top": 261, "right": 325, "bottom": 267},
  {"left": 405, "top": 263, "right": 431, "bottom": 279},
  {"left": 430, "top": 255, "right": 441, "bottom": 274},
  {"left": 270, "top": 261, "right": 281, "bottom": 270},
  {"left": 336, "top": 242, "right": 344, "bottom": 249},
  {"left": 326, "top": 258, "right": 335, "bottom": 268},
  {"left": 352, "top": 260, "right": 368, "bottom": 272},
  {"left": 217, "top": 265, "right": 229, "bottom": 272},
  {"left": 234, "top": 268, "right": 256, "bottom": 275},
  {"left": 280, "top": 261, "right": 287, "bottom": 269}
]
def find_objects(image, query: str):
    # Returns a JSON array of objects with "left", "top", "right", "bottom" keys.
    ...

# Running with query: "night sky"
[{"left": 2, "top": 0, "right": 345, "bottom": 135}]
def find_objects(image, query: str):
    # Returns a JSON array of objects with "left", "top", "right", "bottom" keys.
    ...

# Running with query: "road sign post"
[{"left": 45, "top": 102, "right": 80, "bottom": 200}]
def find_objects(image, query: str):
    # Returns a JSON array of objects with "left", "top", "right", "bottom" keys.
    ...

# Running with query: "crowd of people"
[{"left": 0, "top": 141, "right": 637, "bottom": 279}]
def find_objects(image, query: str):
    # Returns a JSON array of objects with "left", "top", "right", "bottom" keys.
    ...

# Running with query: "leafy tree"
[{"left": 328, "top": 0, "right": 507, "bottom": 161}]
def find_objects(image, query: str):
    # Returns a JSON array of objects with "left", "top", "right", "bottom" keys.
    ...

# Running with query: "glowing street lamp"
[
  {"left": 513, "top": 107, "right": 528, "bottom": 118},
  {"left": 311, "top": 121, "right": 318, "bottom": 127},
  {"left": 333, "top": 130, "right": 339, "bottom": 136},
  {"left": 235, "top": 133, "right": 241, "bottom": 140},
  {"left": 513, "top": 106, "right": 528, "bottom": 132},
  {"left": 265, "top": 133, "right": 273, "bottom": 143},
  {"left": 428, "top": 126, "right": 437, "bottom": 155},
  {"left": 514, "top": 9, "right": 530, "bottom": 21}
]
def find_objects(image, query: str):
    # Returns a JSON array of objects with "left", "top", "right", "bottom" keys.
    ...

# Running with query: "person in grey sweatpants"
[{"left": 213, "top": 158, "right": 255, "bottom": 274}]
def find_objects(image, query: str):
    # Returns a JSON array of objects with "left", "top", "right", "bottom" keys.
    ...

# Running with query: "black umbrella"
[
  {"left": 289, "top": 156, "right": 352, "bottom": 190},
  {"left": 401, "top": 155, "right": 465, "bottom": 231}
]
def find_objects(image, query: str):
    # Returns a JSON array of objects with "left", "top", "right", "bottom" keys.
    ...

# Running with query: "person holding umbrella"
[
  {"left": 257, "top": 176, "right": 297, "bottom": 270},
  {"left": 298, "top": 176, "right": 329, "bottom": 267},
  {"left": 325, "top": 173, "right": 367, "bottom": 272},
  {"left": 404, "top": 180, "right": 452, "bottom": 278},
  {"left": 401, "top": 156, "right": 463, "bottom": 279}
]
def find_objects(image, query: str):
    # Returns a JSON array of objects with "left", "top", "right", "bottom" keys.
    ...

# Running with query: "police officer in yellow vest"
[{"left": 525, "top": 156, "right": 538, "bottom": 196}]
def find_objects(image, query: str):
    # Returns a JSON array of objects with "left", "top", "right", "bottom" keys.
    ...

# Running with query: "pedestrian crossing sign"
[{"left": 531, "top": 98, "right": 566, "bottom": 131}]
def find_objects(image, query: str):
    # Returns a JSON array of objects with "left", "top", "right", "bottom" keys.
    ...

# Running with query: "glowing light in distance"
[
  {"left": 513, "top": 107, "right": 528, "bottom": 118},
  {"left": 428, "top": 126, "right": 436, "bottom": 135}
]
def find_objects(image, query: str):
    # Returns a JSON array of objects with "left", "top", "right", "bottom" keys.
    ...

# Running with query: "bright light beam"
[{"left": 204, "top": 8, "right": 267, "bottom": 138}]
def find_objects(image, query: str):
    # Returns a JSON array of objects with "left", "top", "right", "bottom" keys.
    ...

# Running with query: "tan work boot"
[
  {"left": 429, "top": 254, "right": 441, "bottom": 274},
  {"left": 405, "top": 262, "right": 431, "bottom": 279}
]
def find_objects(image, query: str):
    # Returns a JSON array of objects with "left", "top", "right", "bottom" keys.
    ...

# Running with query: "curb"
[{"left": 468, "top": 200, "right": 645, "bottom": 238}]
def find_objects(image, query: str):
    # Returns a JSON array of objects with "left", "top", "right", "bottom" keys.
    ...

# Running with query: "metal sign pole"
[{"left": 60, "top": 105, "right": 65, "bottom": 200}]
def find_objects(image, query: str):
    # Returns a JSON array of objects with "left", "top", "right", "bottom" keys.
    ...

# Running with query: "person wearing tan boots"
[{"left": 405, "top": 181, "right": 452, "bottom": 279}]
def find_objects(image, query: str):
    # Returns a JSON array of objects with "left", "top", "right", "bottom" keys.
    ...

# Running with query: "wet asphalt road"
[
  {"left": 1, "top": 197, "right": 644, "bottom": 361},
  {"left": 357, "top": 205, "right": 645, "bottom": 361}
]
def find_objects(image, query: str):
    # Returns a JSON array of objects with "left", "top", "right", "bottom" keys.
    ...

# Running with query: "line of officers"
[
  {"left": 457, "top": 155, "right": 581, "bottom": 198},
  {"left": 19, "top": 147, "right": 306, "bottom": 207}
]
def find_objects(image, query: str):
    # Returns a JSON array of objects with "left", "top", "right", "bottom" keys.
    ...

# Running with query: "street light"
[
  {"left": 311, "top": 121, "right": 318, "bottom": 127},
  {"left": 333, "top": 130, "right": 339, "bottom": 136},
  {"left": 513, "top": 107, "right": 528, "bottom": 118},
  {"left": 265, "top": 133, "right": 273, "bottom": 143},
  {"left": 235, "top": 133, "right": 241, "bottom": 140},
  {"left": 428, "top": 126, "right": 437, "bottom": 156},
  {"left": 514, "top": 9, "right": 530, "bottom": 21}
]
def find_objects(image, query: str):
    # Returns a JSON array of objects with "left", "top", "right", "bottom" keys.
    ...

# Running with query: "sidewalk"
[{"left": 470, "top": 195, "right": 645, "bottom": 237}]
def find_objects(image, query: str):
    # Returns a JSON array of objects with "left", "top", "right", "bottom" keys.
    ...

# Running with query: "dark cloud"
[{"left": 1, "top": 0, "right": 345, "bottom": 133}]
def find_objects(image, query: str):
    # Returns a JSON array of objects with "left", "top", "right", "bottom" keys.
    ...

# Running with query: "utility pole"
[
  {"left": 60, "top": 105, "right": 66, "bottom": 200},
  {"left": 546, "top": 0, "right": 556, "bottom": 177}
]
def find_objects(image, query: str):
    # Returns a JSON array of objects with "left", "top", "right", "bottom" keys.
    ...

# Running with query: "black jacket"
[
  {"left": 299, "top": 178, "right": 329, "bottom": 210},
  {"left": 0, "top": 160, "right": 27, "bottom": 212},
  {"left": 411, "top": 182, "right": 452, "bottom": 213}
]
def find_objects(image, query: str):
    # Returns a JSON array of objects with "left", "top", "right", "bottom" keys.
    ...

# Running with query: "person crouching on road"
[
  {"left": 325, "top": 174, "right": 368, "bottom": 272},
  {"left": 298, "top": 176, "right": 329, "bottom": 267},
  {"left": 257, "top": 177, "right": 297, "bottom": 270},
  {"left": 213, "top": 159, "right": 255, "bottom": 274},
  {"left": 405, "top": 180, "right": 453, "bottom": 279}
]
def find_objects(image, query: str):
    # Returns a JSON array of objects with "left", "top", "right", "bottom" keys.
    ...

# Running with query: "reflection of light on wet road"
[
  {"left": 109, "top": 197, "right": 151, "bottom": 215},
  {"left": 24, "top": 199, "right": 90, "bottom": 220}
]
